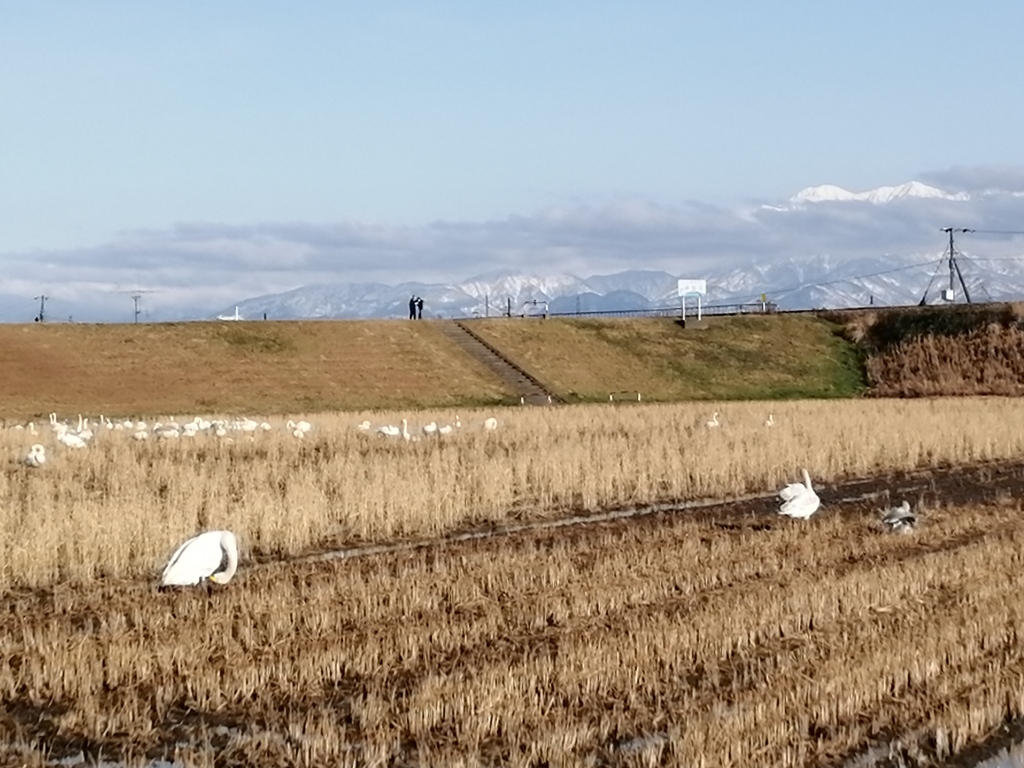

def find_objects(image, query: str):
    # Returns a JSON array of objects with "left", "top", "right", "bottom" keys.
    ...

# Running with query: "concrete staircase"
[{"left": 437, "top": 320, "right": 562, "bottom": 405}]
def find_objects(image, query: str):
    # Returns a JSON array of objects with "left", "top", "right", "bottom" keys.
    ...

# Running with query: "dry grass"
[
  {"left": 2, "top": 497, "right": 1024, "bottom": 766},
  {"left": 866, "top": 325, "right": 1024, "bottom": 397},
  {"left": 0, "top": 320, "right": 513, "bottom": 418},
  {"left": 466, "top": 315, "right": 864, "bottom": 401},
  {"left": 829, "top": 302, "right": 1024, "bottom": 398},
  {"left": 5, "top": 397, "right": 1024, "bottom": 590}
]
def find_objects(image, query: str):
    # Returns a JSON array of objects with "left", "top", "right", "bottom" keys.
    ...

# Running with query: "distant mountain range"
[
  {"left": 209, "top": 179, "right": 1024, "bottom": 320},
  {"left": 218, "top": 253, "right": 1024, "bottom": 321},
  {"left": 14, "top": 176, "right": 1022, "bottom": 324}
]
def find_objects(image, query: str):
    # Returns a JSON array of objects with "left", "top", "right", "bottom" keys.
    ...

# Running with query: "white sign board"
[{"left": 677, "top": 279, "right": 707, "bottom": 296}]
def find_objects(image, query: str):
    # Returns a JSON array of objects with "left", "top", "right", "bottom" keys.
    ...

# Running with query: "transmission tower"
[
  {"left": 919, "top": 227, "right": 974, "bottom": 306},
  {"left": 33, "top": 295, "right": 48, "bottom": 322}
]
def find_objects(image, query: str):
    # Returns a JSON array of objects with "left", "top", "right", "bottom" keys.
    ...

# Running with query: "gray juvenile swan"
[{"left": 881, "top": 500, "right": 917, "bottom": 534}]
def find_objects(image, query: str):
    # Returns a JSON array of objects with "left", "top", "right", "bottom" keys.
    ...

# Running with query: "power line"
[
  {"left": 711, "top": 258, "right": 941, "bottom": 306},
  {"left": 966, "top": 229, "right": 1024, "bottom": 236}
]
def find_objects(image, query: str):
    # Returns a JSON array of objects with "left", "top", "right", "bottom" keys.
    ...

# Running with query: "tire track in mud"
[{"left": 254, "top": 458, "right": 1024, "bottom": 573}]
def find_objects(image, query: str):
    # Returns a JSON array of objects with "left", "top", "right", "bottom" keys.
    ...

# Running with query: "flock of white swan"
[
  {"left": 12, "top": 412, "right": 311, "bottom": 445},
  {"left": 7, "top": 408, "right": 914, "bottom": 589},
  {"left": 356, "top": 413, "right": 499, "bottom": 440}
]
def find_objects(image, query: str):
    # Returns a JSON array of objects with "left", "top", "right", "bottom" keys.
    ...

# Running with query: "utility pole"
[
  {"left": 34, "top": 295, "right": 47, "bottom": 323},
  {"left": 118, "top": 288, "right": 160, "bottom": 323},
  {"left": 944, "top": 227, "right": 973, "bottom": 303},
  {"left": 920, "top": 228, "right": 974, "bottom": 305}
]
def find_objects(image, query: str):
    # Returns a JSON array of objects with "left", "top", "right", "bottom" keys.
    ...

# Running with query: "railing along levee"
[{"left": 458, "top": 301, "right": 779, "bottom": 320}]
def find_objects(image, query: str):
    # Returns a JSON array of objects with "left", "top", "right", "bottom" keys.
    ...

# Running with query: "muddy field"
[{"left": 3, "top": 462, "right": 1024, "bottom": 767}]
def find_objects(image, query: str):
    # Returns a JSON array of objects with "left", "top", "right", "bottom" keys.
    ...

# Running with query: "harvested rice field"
[{"left": 2, "top": 399, "right": 1024, "bottom": 766}]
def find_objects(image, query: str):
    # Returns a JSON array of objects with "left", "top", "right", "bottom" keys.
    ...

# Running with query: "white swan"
[
  {"left": 765, "top": 414, "right": 775, "bottom": 427},
  {"left": 76, "top": 415, "right": 94, "bottom": 443},
  {"left": 778, "top": 468, "right": 821, "bottom": 519},
  {"left": 881, "top": 500, "right": 916, "bottom": 534},
  {"left": 287, "top": 419, "right": 312, "bottom": 433},
  {"left": 161, "top": 530, "right": 239, "bottom": 586},
  {"left": 483, "top": 417, "right": 498, "bottom": 431},
  {"left": 23, "top": 444, "right": 46, "bottom": 468},
  {"left": 705, "top": 412, "right": 720, "bottom": 428},
  {"left": 422, "top": 422, "right": 438, "bottom": 436},
  {"left": 377, "top": 423, "right": 401, "bottom": 437},
  {"left": 437, "top": 424, "right": 453, "bottom": 436},
  {"left": 55, "top": 425, "right": 87, "bottom": 449},
  {"left": 355, "top": 420, "right": 371, "bottom": 432}
]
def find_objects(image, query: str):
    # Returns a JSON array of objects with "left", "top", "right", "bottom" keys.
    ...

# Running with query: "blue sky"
[{"left": 2, "top": 2, "right": 1024, "bottom": 318}]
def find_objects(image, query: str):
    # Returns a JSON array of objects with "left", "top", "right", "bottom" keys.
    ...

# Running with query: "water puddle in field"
[
  {"left": 7, "top": 723, "right": 1024, "bottom": 767},
  {"left": 840, "top": 730, "right": 1024, "bottom": 768},
  {"left": 51, "top": 757, "right": 181, "bottom": 768},
  {"left": 977, "top": 745, "right": 1024, "bottom": 767},
  {"left": 19, "top": 735, "right": 1024, "bottom": 768}
]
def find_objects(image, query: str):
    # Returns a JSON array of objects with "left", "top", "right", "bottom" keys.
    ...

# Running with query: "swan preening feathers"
[
  {"left": 778, "top": 468, "right": 821, "bottom": 519},
  {"left": 23, "top": 444, "right": 46, "bottom": 468},
  {"left": 161, "top": 530, "right": 239, "bottom": 587}
]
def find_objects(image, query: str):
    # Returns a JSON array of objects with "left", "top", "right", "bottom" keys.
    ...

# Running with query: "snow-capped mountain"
[
  {"left": 790, "top": 181, "right": 969, "bottom": 205},
  {"left": 222, "top": 270, "right": 683, "bottom": 320},
  {"left": 218, "top": 254, "right": 1024, "bottom": 320}
]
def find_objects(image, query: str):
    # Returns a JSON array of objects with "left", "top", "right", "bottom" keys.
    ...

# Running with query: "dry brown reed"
[
  {"left": 4, "top": 398, "right": 1024, "bottom": 589},
  {"left": 867, "top": 324, "right": 1024, "bottom": 397},
  {"left": 2, "top": 499, "right": 1024, "bottom": 765}
]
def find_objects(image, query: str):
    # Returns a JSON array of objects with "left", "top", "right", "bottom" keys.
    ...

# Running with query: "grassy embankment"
[
  {"left": 0, "top": 321, "right": 513, "bottom": 419},
  {"left": 0, "top": 315, "right": 864, "bottom": 420},
  {"left": 467, "top": 314, "right": 864, "bottom": 402}
]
